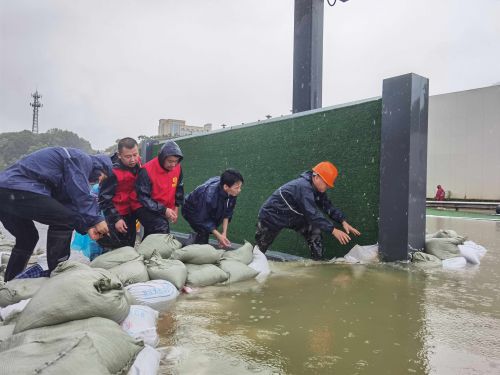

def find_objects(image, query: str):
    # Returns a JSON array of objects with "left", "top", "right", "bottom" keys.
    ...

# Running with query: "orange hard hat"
[{"left": 312, "top": 161, "right": 338, "bottom": 188}]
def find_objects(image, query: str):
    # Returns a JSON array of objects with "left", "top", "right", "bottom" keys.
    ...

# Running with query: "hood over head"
[
  {"left": 89, "top": 154, "right": 113, "bottom": 182},
  {"left": 158, "top": 140, "right": 184, "bottom": 165}
]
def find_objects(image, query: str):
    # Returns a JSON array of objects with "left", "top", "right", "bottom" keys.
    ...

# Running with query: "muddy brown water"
[{"left": 157, "top": 217, "right": 500, "bottom": 375}]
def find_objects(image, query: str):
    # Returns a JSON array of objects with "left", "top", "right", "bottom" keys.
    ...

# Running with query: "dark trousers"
[
  {"left": 98, "top": 213, "right": 137, "bottom": 249},
  {"left": 135, "top": 207, "right": 169, "bottom": 239},
  {"left": 0, "top": 188, "right": 76, "bottom": 281},
  {"left": 255, "top": 220, "right": 324, "bottom": 260}
]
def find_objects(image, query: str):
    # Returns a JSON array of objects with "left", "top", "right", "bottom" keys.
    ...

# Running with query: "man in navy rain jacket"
[
  {"left": 0, "top": 147, "right": 112, "bottom": 280},
  {"left": 256, "top": 161, "right": 360, "bottom": 260},
  {"left": 182, "top": 169, "right": 243, "bottom": 248}
]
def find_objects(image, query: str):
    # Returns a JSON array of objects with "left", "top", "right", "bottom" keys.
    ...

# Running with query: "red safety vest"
[
  {"left": 134, "top": 158, "right": 181, "bottom": 211},
  {"left": 112, "top": 167, "right": 140, "bottom": 215}
]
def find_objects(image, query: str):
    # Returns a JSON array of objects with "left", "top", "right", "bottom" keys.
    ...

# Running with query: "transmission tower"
[{"left": 30, "top": 90, "right": 43, "bottom": 133}]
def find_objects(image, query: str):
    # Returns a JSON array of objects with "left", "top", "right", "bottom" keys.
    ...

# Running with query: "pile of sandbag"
[
  {"left": 329, "top": 244, "right": 379, "bottom": 264},
  {"left": 411, "top": 229, "right": 487, "bottom": 269}
]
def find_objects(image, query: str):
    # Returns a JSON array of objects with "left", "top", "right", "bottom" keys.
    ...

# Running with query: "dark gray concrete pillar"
[
  {"left": 379, "top": 73, "right": 429, "bottom": 261},
  {"left": 292, "top": 0, "right": 324, "bottom": 113}
]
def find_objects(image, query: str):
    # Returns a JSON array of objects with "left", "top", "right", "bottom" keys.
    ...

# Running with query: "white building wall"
[{"left": 427, "top": 85, "right": 500, "bottom": 200}]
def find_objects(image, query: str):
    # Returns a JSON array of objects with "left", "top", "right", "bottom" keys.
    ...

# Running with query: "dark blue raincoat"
[
  {"left": 258, "top": 171, "right": 346, "bottom": 233},
  {"left": 0, "top": 147, "right": 112, "bottom": 232},
  {"left": 182, "top": 176, "right": 237, "bottom": 234}
]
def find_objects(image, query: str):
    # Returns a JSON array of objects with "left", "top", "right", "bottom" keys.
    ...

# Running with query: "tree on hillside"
[{"left": 0, "top": 129, "right": 96, "bottom": 170}]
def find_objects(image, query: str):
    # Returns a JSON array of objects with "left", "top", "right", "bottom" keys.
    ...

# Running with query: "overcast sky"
[{"left": 1, "top": 0, "right": 499, "bottom": 150}]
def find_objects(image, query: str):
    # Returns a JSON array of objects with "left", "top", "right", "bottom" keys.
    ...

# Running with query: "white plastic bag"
[
  {"left": 127, "top": 345, "right": 161, "bottom": 375},
  {"left": 121, "top": 305, "right": 159, "bottom": 347},
  {"left": 0, "top": 298, "right": 31, "bottom": 322},
  {"left": 344, "top": 244, "right": 379, "bottom": 263},
  {"left": 248, "top": 246, "right": 271, "bottom": 282},
  {"left": 442, "top": 256, "right": 467, "bottom": 269},
  {"left": 126, "top": 280, "right": 179, "bottom": 311},
  {"left": 458, "top": 241, "right": 487, "bottom": 265}
]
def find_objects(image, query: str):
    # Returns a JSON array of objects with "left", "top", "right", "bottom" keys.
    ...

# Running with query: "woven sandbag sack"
[
  {"left": 136, "top": 234, "right": 182, "bottom": 259},
  {"left": 1, "top": 317, "right": 143, "bottom": 375},
  {"left": 108, "top": 258, "right": 150, "bottom": 286},
  {"left": 121, "top": 305, "right": 159, "bottom": 347},
  {"left": 429, "top": 229, "right": 460, "bottom": 239},
  {"left": 126, "top": 280, "right": 179, "bottom": 311},
  {"left": 171, "top": 244, "right": 224, "bottom": 265},
  {"left": 411, "top": 252, "right": 442, "bottom": 267},
  {"left": 90, "top": 246, "right": 141, "bottom": 269},
  {"left": 146, "top": 251, "right": 187, "bottom": 290},
  {"left": 13, "top": 261, "right": 130, "bottom": 333},
  {"left": 221, "top": 241, "right": 254, "bottom": 265},
  {"left": 0, "top": 334, "right": 112, "bottom": 375},
  {"left": 218, "top": 260, "right": 259, "bottom": 284},
  {"left": 128, "top": 345, "right": 161, "bottom": 375},
  {"left": 425, "top": 237, "right": 464, "bottom": 260},
  {"left": 186, "top": 264, "right": 228, "bottom": 287},
  {"left": 0, "top": 324, "right": 15, "bottom": 344},
  {"left": 0, "top": 277, "right": 47, "bottom": 307}
]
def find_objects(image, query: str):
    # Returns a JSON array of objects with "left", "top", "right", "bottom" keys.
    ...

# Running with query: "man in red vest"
[
  {"left": 98, "top": 137, "right": 141, "bottom": 249},
  {"left": 135, "top": 140, "right": 184, "bottom": 238}
]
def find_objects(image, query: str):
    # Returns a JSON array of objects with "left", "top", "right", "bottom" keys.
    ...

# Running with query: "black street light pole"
[{"left": 292, "top": 0, "right": 349, "bottom": 113}]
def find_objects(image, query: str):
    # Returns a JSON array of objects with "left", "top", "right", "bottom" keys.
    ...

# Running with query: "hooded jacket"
[
  {"left": 98, "top": 153, "right": 142, "bottom": 224},
  {"left": 182, "top": 176, "right": 237, "bottom": 234},
  {"left": 135, "top": 140, "right": 184, "bottom": 213},
  {"left": 258, "top": 171, "right": 346, "bottom": 233},
  {"left": 0, "top": 147, "right": 112, "bottom": 233}
]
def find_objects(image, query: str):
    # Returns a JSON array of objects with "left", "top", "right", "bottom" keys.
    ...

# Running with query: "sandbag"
[
  {"left": 442, "top": 256, "right": 467, "bottom": 269},
  {"left": 121, "top": 305, "right": 159, "bottom": 347},
  {"left": 186, "top": 264, "right": 228, "bottom": 287},
  {"left": 411, "top": 252, "right": 442, "bottom": 267},
  {"left": 222, "top": 241, "right": 254, "bottom": 265},
  {"left": 344, "top": 244, "right": 379, "bottom": 263},
  {"left": 0, "top": 324, "right": 14, "bottom": 344},
  {"left": 145, "top": 251, "right": 187, "bottom": 290},
  {"left": 90, "top": 246, "right": 141, "bottom": 269},
  {"left": 219, "top": 260, "right": 259, "bottom": 284},
  {"left": 14, "top": 261, "right": 130, "bottom": 333},
  {"left": 1, "top": 317, "right": 143, "bottom": 375},
  {"left": 0, "top": 277, "right": 47, "bottom": 307},
  {"left": 126, "top": 280, "right": 179, "bottom": 311},
  {"left": 429, "top": 229, "right": 460, "bottom": 239},
  {"left": 136, "top": 234, "right": 182, "bottom": 259},
  {"left": 128, "top": 345, "right": 161, "bottom": 375},
  {"left": 248, "top": 246, "right": 271, "bottom": 282},
  {"left": 425, "top": 237, "right": 464, "bottom": 260},
  {"left": 0, "top": 298, "right": 30, "bottom": 323},
  {"left": 109, "top": 258, "right": 150, "bottom": 286},
  {"left": 171, "top": 244, "right": 224, "bottom": 265},
  {"left": 458, "top": 241, "right": 487, "bottom": 265}
]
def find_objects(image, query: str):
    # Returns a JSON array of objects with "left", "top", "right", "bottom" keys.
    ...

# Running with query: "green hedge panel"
[{"left": 153, "top": 100, "right": 382, "bottom": 258}]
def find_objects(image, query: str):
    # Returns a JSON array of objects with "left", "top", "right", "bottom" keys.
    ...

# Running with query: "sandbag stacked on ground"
[
  {"left": 171, "top": 244, "right": 224, "bottom": 265},
  {"left": 0, "top": 324, "right": 15, "bottom": 344},
  {"left": 0, "top": 317, "right": 143, "bottom": 375},
  {"left": 145, "top": 251, "right": 187, "bottom": 289},
  {"left": 185, "top": 264, "right": 229, "bottom": 286},
  {"left": 248, "top": 246, "right": 271, "bottom": 282},
  {"left": 458, "top": 241, "right": 487, "bottom": 265},
  {"left": 219, "top": 260, "right": 259, "bottom": 284},
  {"left": 0, "top": 278, "right": 47, "bottom": 307},
  {"left": 90, "top": 246, "right": 141, "bottom": 269},
  {"left": 121, "top": 305, "right": 159, "bottom": 347},
  {"left": 425, "top": 236, "right": 464, "bottom": 260},
  {"left": 13, "top": 261, "right": 130, "bottom": 333},
  {"left": 136, "top": 234, "right": 182, "bottom": 259},
  {"left": 109, "top": 257, "right": 150, "bottom": 286},
  {"left": 128, "top": 345, "right": 161, "bottom": 375},
  {"left": 126, "top": 280, "right": 179, "bottom": 311},
  {"left": 221, "top": 241, "right": 254, "bottom": 265},
  {"left": 411, "top": 252, "right": 442, "bottom": 267}
]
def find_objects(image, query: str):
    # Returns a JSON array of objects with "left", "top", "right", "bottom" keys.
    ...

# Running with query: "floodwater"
[{"left": 157, "top": 217, "right": 500, "bottom": 375}]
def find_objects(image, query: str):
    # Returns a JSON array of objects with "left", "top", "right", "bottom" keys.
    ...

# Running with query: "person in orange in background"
[
  {"left": 255, "top": 161, "right": 360, "bottom": 260},
  {"left": 134, "top": 140, "right": 184, "bottom": 238},
  {"left": 98, "top": 137, "right": 141, "bottom": 249},
  {"left": 435, "top": 185, "right": 445, "bottom": 201}
]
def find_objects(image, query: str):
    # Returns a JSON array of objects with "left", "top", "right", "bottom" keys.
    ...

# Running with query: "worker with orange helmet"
[{"left": 255, "top": 161, "right": 360, "bottom": 260}]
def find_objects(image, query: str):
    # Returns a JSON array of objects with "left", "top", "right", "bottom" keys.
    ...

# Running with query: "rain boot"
[
  {"left": 306, "top": 228, "right": 324, "bottom": 261},
  {"left": 4, "top": 247, "right": 32, "bottom": 281},
  {"left": 46, "top": 226, "right": 72, "bottom": 273}
]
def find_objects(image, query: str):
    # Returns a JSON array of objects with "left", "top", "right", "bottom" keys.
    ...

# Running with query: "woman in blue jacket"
[
  {"left": 182, "top": 169, "right": 243, "bottom": 248},
  {"left": 0, "top": 147, "right": 112, "bottom": 280}
]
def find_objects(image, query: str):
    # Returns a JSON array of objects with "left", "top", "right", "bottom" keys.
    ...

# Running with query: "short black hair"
[
  {"left": 118, "top": 137, "right": 138, "bottom": 152},
  {"left": 220, "top": 169, "right": 244, "bottom": 188}
]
